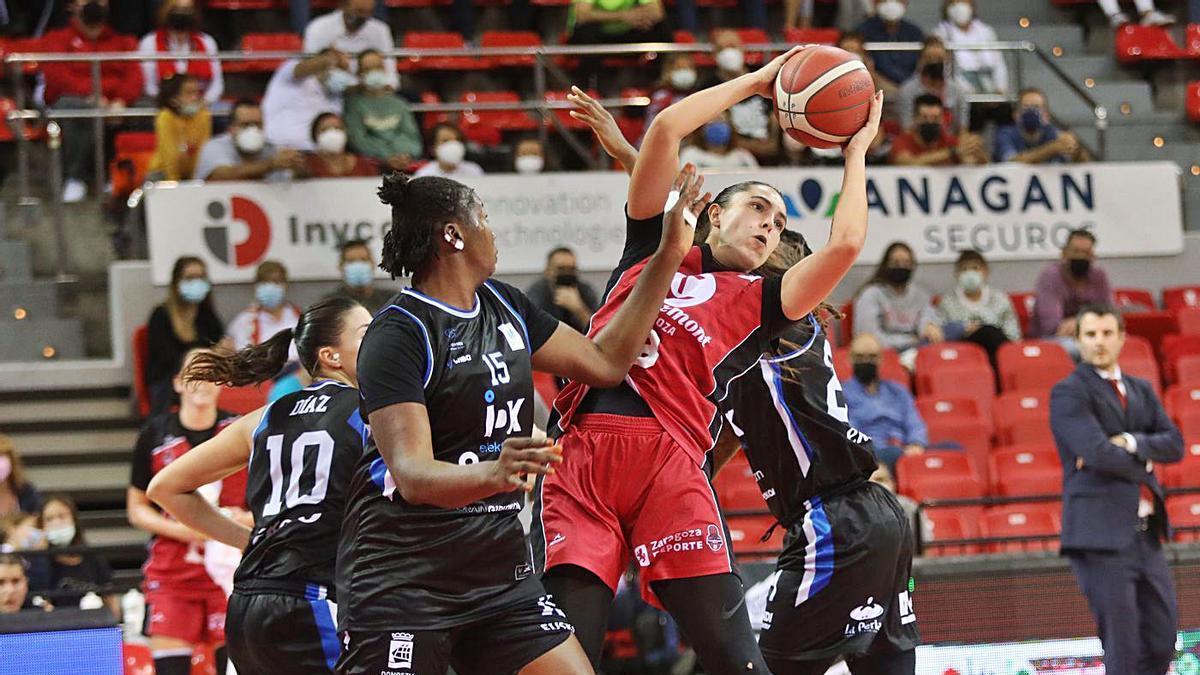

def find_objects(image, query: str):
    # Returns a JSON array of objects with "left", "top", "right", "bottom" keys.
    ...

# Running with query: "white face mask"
[
  {"left": 515, "top": 155, "right": 544, "bottom": 175},
  {"left": 234, "top": 125, "right": 265, "bottom": 154},
  {"left": 316, "top": 127, "right": 347, "bottom": 154},
  {"left": 668, "top": 68, "right": 697, "bottom": 91},
  {"left": 958, "top": 269, "right": 984, "bottom": 293},
  {"left": 714, "top": 48, "right": 745, "bottom": 73},
  {"left": 947, "top": 1, "right": 972, "bottom": 25},
  {"left": 46, "top": 526, "right": 76, "bottom": 547},
  {"left": 877, "top": 0, "right": 906, "bottom": 22},
  {"left": 435, "top": 139, "right": 466, "bottom": 166}
]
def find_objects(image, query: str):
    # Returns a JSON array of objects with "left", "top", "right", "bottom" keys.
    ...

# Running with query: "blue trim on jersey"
[
  {"left": 382, "top": 305, "right": 434, "bottom": 388},
  {"left": 764, "top": 314, "right": 821, "bottom": 364},
  {"left": 347, "top": 408, "right": 368, "bottom": 448},
  {"left": 252, "top": 403, "right": 272, "bottom": 441},
  {"left": 809, "top": 497, "right": 834, "bottom": 597},
  {"left": 767, "top": 360, "right": 814, "bottom": 463},
  {"left": 369, "top": 455, "right": 389, "bottom": 492},
  {"left": 401, "top": 287, "right": 481, "bottom": 318},
  {"left": 309, "top": 597, "right": 340, "bottom": 671},
  {"left": 483, "top": 281, "right": 531, "bottom": 349}
]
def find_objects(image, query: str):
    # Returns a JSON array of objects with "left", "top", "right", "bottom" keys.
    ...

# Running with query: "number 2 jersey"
[
  {"left": 235, "top": 380, "right": 366, "bottom": 593},
  {"left": 341, "top": 281, "right": 560, "bottom": 631},
  {"left": 720, "top": 315, "right": 879, "bottom": 540},
  {"left": 130, "top": 410, "right": 243, "bottom": 595},
  {"left": 553, "top": 210, "right": 790, "bottom": 464}
]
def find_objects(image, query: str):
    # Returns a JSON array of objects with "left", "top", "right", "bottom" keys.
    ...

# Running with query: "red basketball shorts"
[
  {"left": 533, "top": 414, "right": 734, "bottom": 608},
  {"left": 143, "top": 586, "right": 228, "bottom": 645}
]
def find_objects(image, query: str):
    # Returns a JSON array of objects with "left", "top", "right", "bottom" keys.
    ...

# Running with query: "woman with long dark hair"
[
  {"left": 853, "top": 241, "right": 943, "bottom": 361},
  {"left": 39, "top": 493, "right": 118, "bottom": 614},
  {"left": 336, "top": 166, "right": 699, "bottom": 675},
  {"left": 145, "top": 256, "right": 227, "bottom": 415},
  {"left": 147, "top": 296, "right": 373, "bottom": 674}
]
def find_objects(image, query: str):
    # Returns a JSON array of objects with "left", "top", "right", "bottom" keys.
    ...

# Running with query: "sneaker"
[
  {"left": 61, "top": 178, "right": 86, "bottom": 203},
  {"left": 1108, "top": 11, "right": 1132, "bottom": 28},
  {"left": 1140, "top": 10, "right": 1176, "bottom": 26}
]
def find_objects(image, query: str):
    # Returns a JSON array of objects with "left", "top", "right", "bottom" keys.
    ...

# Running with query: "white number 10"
[{"left": 262, "top": 430, "right": 334, "bottom": 517}]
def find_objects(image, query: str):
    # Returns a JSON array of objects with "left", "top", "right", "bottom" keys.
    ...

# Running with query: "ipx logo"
[{"left": 203, "top": 196, "right": 271, "bottom": 267}]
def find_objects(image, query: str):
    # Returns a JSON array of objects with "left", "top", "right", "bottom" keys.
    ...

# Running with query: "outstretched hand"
[
  {"left": 661, "top": 163, "right": 711, "bottom": 261},
  {"left": 568, "top": 86, "right": 638, "bottom": 171}
]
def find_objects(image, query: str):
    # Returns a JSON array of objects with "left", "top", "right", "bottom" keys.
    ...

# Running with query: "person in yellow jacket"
[{"left": 149, "top": 73, "right": 211, "bottom": 181}]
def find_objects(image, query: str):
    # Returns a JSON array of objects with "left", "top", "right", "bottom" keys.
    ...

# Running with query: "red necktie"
[{"left": 1108, "top": 378, "right": 1127, "bottom": 410}]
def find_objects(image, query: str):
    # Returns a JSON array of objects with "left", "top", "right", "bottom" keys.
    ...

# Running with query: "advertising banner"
[{"left": 915, "top": 629, "right": 1200, "bottom": 674}]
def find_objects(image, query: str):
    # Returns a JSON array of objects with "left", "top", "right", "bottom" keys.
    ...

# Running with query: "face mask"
[
  {"left": 316, "top": 128, "right": 347, "bottom": 154},
  {"left": 362, "top": 69, "right": 390, "bottom": 90},
  {"left": 515, "top": 155, "right": 544, "bottom": 175},
  {"left": 922, "top": 61, "right": 945, "bottom": 81},
  {"left": 255, "top": 282, "right": 286, "bottom": 309},
  {"left": 884, "top": 266, "right": 913, "bottom": 286},
  {"left": 323, "top": 68, "right": 357, "bottom": 96},
  {"left": 80, "top": 0, "right": 107, "bottom": 26},
  {"left": 958, "top": 269, "right": 984, "bottom": 293},
  {"left": 46, "top": 526, "right": 75, "bottom": 547},
  {"left": 234, "top": 125, "right": 265, "bottom": 154},
  {"left": 344, "top": 12, "right": 367, "bottom": 32},
  {"left": 0, "top": 456, "right": 10, "bottom": 483},
  {"left": 715, "top": 48, "right": 745, "bottom": 73},
  {"left": 704, "top": 121, "right": 733, "bottom": 147},
  {"left": 669, "top": 68, "right": 697, "bottom": 91},
  {"left": 20, "top": 528, "right": 45, "bottom": 549},
  {"left": 178, "top": 101, "right": 201, "bottom": 117},
  {"left": 853, "top": 361, "right": 879, "bottom": 384},
  {"left": 178, "top": 278, "right": 211, "bottom": 304},
  {"left": 1068, "top": 258, "right": 1091, "bottom": 278},
  {"left": 343, "top": 260, "right": 374, "bottom": 288},
  {"left": 947, "top": 1, "right": 972, "bottom": 25},
  {"left": 166, "top": 10, "right": 195, "bottom": 31},
  {"left": 877, "top": 0, "right": 906, "bottom": 22},
  {"left": 1019, "top": 107, "right": 1044, "bottom": 133},
  {"left": 435, "top": 139, "right": 466, "bottom": 166},
  {"left": 917, "top": 122, "right": 942, "bottom": 145}
]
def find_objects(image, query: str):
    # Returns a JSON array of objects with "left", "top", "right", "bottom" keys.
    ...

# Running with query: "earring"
[{"left": 453, "top": 240, "right": 464, "bottom": 251}]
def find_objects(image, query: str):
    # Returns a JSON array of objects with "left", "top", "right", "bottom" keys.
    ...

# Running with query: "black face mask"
[
  {"left": 344, "top": 12, "right": 367, "bottom": 31},
  {"left": 166, "top": 10, "right": 196, "bottom": 30},
  {"left": 554, "top": 272, "right": 578, "bottom": 288},
  {"left": 884, "top": 266, "right": 913, "bottom": 286},
  {"left": 917, "top": 122, "right": 942, "bottom": 145},
  {"left": 80, "top": 0, "right": 107, "bottom": 26},
  {"left": 922, "top": 61, "right": 945, "bottom": 81},
  {"left": 1068, "top": 258, "right": 1091, "bottom": 278},
  {"left": 853, "top": 361, "right": 879, "bottom": 385}
]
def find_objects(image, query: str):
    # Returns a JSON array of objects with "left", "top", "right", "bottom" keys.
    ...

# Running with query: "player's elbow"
[
  {"left": 643, "top": 113, "right": 685, "bottom": 149},
  {"left": 144, "top": 476, "right": 170, "bottom": 509},
  {"left": 823, "top": 239, "right": 864, "bottom": 266},
  {"left": 581, "top": 359, "right": 627, "bottom": 388}
]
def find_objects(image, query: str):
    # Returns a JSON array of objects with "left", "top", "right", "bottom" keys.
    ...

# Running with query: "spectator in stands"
[
  {"left": 513, "top": 137, "right": 547, "bottom": 175},
  {"left": 702, "top": 31, "right": 779, "bottom": 164},
  {"left": 344, "top": 50, "right": 422, "bottom": 173},
  {"left": 855, "top": 0, "right": 924, "bottom": 90},
  {"left": 0, "top": 436, "right": 41, "bottom": 519},
  {"left": 302, "top": 0, "right": 396, "bottom": 83},
  {"left": 932, "top": 0, "right": 1008, "bottom": 94},
  {"left": 325, "top": 239, "right": 393, "bottom": 314},
  {"left": 137, "top": 0, "right": 222, "bottom": 106},
  {"left": 39, "top": 494, "right": 116, "bottom": 614},
  {"left": 38, "top": 0, "right": 144, "bottom": 204},
  {"left": 1033, "top": 229, "right": 1115, "bottom": 351},
  {"left": 1096, "top": 0, "right": 1174, "bottom": 27},
  {"left": 890, "top": 94, "right": 987, "bottom": 166},
  {"left": 1, "top": 513, "right": 50, "bottom": 593},
  {"left": 677, "top": 0, "right": 763, "bottom": 32},
  {"left": 262, "top": 49, "right": 353, "bottom": 152},
  {"left": 147, "top": 74, "right": 211, "bottom": 181},
  {"left": 566, "top": 0, "right": 668, "bottom": 89},
  {"left": 994, "top": 88, "right": 1090, "bottom": 164},
  {"left": 194, "top": 100, "right": 305, "bottom": 182},
  {"left": 0, "top": 553, "right": 44, "bottom": 614},
  {"left": 303, "top": 112, "right": 378, "bottom": 178},
  {"left": 227, "top": 261, "right": 300, "bottom": 360},
  {"left": 414, "top": 123, "right": 485, "bottom": 178},
  {"left": 679, "top": 115, "right": 759, "bottom": 169},
  {"left": 146, "top": 256, "right": 226, "bottom": 415},
  {"left": 897, "top": 37, "right": 970, "bottom": 132},
  {"left": 853, "top": 241, "right": 943, "bottom": 359},
  {"left": 524, "top": 247, "right": 600, "bottom": 334},
  {"left": 644, "top": 54, "right": 699, "bottom": 133},
  {"left": 938, "top": 249, "right": 1021, "bottom": 362},
  {"left": 842, "top": 333, "right": 928, "bottom": 473}
]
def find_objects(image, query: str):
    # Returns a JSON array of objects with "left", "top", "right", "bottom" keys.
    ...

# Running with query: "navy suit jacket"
[{"left": 1050, "top": 363, "right": 1184, "bottom": 551}]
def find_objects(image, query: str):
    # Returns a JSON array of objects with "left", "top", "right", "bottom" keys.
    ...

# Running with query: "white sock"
[{"left": 1095, "top": 0, "right": 1122, "bottom": 17}]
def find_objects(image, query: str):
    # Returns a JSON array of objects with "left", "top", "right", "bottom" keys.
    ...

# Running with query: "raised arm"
[
  {"left": 146, "top": 411, "right": 260, "bottom": 550},
  {"left": 778, "top": 91, "right": 882, "bottom": 320}
]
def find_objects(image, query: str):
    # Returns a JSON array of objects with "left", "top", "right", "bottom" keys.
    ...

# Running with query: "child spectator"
[
  {"left": 148, "top": 74, "right": 211, "bottom": 181},
  {"left": 513, "top": 137, "right": 547, "bottom": 175},
  {"left": 702, "top": 31, "right": 779, "bottom": 164},
  {"left": 227, "top": 261, "right": 300, "bottom": 360},
  {"left": 137, "top": 0, "right": 222, "bottom": 105},
  {"left": 644, "top": 53, "right": 699, "bottom": 133}
]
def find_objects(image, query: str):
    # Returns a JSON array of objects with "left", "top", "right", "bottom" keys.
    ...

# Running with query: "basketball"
[{"left": 775, "top": 45, "right": 875, "bottom": 149}]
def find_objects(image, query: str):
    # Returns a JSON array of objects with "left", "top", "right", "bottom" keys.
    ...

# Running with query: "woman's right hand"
[
  {"left": 488, "top": 438, "right": 563, "bottom": 494},
  {"left": 843, "top": 90, "right": 884, "bottom": 159},
  {"left": 749, "top": 45, "right": 807, "bottom": 99}
]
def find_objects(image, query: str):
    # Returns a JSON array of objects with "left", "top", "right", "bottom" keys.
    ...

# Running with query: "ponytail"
[{"left": 184, "top": 329, "right": 294, "bottom": 387}]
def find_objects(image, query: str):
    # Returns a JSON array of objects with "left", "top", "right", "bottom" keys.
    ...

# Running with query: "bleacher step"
[
  {"left": 6, "top": 428, "right": 139, "bottom": 459},
  {"left": 0, "top": 397, "right": 132, "bottom": 424}
]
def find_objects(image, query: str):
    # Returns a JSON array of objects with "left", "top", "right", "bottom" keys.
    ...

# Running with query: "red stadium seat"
[
  {"left": 782, "top": 28, "right": 842, "bottom": 45},
  {"left": 1114, "top": 287, "right": 1156, "bottom": 312},
  {"left": 1164, "top": 334, "right": 1200, "bottom": 383},
  {"left": 916, "top": 396, "right": 991, "bottom": 478},
  {"left": 1114, "top": 24, "right": 1185, "bottom": 64},
  {"left": 1176, "top": 354, "right": 1200, "bottom": 385},
  {"left": 1176, "top": 308, "right": 1200, "bottom": 336},
  {"left": 218, "top": 384, "right": 268, "bottom": 415},
  {"left": 980, "top": 503, "right": 1060, "bottom": 553},
  {"left": 460, "top": 91, "right": 537, "bottom": 146},
  {"left": 1164, "top": 383, "right": 1200, "bottom": 422},
  {"left": 714, "top": 455, "right": 767, "bottom": 512},
  {"left": 993, "top": 391, "right": 1052, "bottom": 446},
  {"left": 896, "top": 451, "right": 984, "bottom": 503},
  {"left": 988, "top": 444, "right": 1062, "bottom": 498},
  {"left": 1179, "top": 409, "right": 1200, "bottom": 438},
  {"left": 922, "top": 508, "right": 981, "bottom": 557},
  {"left": 205, "top": 0, "right": 281, "bottom": 9},
  {"left": 726, "top": 513, "right": 784, "bottom": 557},
  {"left": 1163, "top": 286, "right": 1200, "bottom": 312},
  {"left": 418, "top": 91, "right": 451, "bottom": 134},
  {"left": 0, "top": 98, "right": 45, "bottom": 143},
  {"left": 479, "top": 31, "right": 541, "bottom": 68},
  {"left": 996, "top": 340, "right": 1073, "bottom": 394},
  {"left": 1188, "top": 23, "right": 1200, "bottom": 57},
  {"left": 1009, "top": 291, "right": 1037, "bottom": 338},
  {"left": 110, "top": 131, "right": 157, "bottom": 200},
  {"left": 227, "top": 32, "right": 302, "bottom": 74},
  {"left": 1119, "top": 334, "right": 1162, "bottom": 395},
  {"left": 1123, "top": 311, "right": 1178, "bottom": 350},
  {"left": 1167, "top": 494, "right": 1200, "bottom": 543},
  {"left": 915, "top": 341, "right": 989, "bottom": 377},
  {"left": 1188, "top": 81, "right": 1200, "bottom": 123},
  {"left": 914, "top": 342, "right": 994, "bottom": 418},
  {"left": 1160, "top": 439, "right": 1200, "bottom": 488},
  {"left": 401, "top": 32, "right": 477, "bottom": 72},
  {"left": 132, "top": 325, "right": 151, "bottom": 417},
  {"left": 833, "top": 346, "right": 909, "bottom": 389},
  {"left": 542, "top": 89, "right": 598, "bottom": 131}
]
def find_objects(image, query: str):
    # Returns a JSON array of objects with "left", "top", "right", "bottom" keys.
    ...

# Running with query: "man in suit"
[{"left": 1050, "top": 304, "right": 1184, "bottom": 674}]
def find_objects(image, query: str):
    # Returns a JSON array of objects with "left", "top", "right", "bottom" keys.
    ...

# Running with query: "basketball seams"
[{"left": 775, "top": 47, "right": 872, "bottom": 146}]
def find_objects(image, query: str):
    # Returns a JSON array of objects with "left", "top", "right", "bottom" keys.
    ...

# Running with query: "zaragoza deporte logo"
[{"left": 202, "top": 195, "right": 271, "bottom": 268}]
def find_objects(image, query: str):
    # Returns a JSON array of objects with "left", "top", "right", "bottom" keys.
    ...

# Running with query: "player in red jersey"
[
  {"left": 127, "top": 348, "right": 250, "bottom": 675},
  {"left": 534, "top": 49, "right": 883, "bottom": 674}
]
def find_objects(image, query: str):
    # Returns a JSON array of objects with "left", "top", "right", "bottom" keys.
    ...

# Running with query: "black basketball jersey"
[
  {"left": 235, "top": 381, "right": 366, "bottom": 591},
  {"left": 720, "top": 315, "right": 878, "bottom": 530},
  {"left": 340, "top": 280, "right": 560, "bottom": 631}
]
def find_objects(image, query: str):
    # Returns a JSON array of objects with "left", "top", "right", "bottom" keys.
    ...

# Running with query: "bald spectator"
[
  {"left": 1033, "top": 230, "right": 1115, "bottom": 353},
  {"left": 841, "top": 333, "right": 928, "bottom": 474}
]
